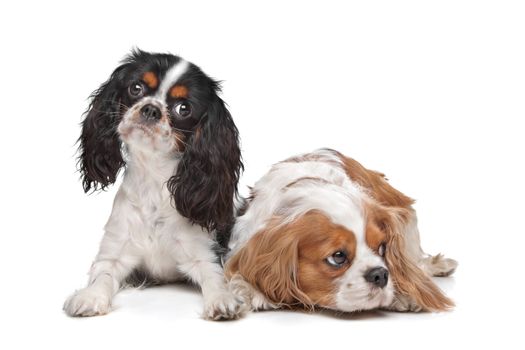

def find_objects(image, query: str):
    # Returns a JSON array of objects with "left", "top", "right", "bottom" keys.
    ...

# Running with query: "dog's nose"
[
  {"left": 364, "top": 267, "right": 389, "bottom": 288},
  {"left": 141, "top": 104, "right": 161, "bottom": 121}
]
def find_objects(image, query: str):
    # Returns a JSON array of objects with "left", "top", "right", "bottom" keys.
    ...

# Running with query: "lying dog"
[{"left": 226, "top": 149, "right": 457, "bottom": 313}]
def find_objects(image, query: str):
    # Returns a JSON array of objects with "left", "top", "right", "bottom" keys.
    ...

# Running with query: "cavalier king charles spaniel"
[
  {"left": 64, "top": 49, "right": 245, "bottom": 320},
  {"left": 226, "top": 149, "right": 457, "bottom": 313}
]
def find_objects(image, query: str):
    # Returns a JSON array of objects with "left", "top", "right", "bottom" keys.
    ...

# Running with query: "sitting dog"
[{"left": 64, "top": 50, "right": 244, "bottom": 320}]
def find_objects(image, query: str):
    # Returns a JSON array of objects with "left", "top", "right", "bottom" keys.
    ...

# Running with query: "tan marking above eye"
[
  {"left": 142, "top": 72, "right": 158, "bottom": 89},
  {"left": 365, "top": 221, "right": 387, "bottom": 252},
  {"left": 169, "top": 85, "right": 189, "bottom": 98}
]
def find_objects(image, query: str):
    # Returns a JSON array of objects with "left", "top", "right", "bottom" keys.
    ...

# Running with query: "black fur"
[
  {"left": 167, "top": 95, "right": 243, "bottom": 233},
  {"left": 77, "top": 49, "right": 242, "bottom": 235},
  {"left": 78, "top": 49, "right": 186, "bottom": 192},
  {"left": 77, "top": 64, "right": 129, "bottom": 192}
]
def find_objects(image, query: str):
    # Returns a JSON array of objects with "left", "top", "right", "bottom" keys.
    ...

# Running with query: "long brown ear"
[
  {"left": 225, "top": 219, "right": 312, "bottom": 308},
  {"left": 374, "top": 205, "right": 454, "bottom": 311},
  {"left": 337, "top": 152, "right": 415, "bottom": 208}
]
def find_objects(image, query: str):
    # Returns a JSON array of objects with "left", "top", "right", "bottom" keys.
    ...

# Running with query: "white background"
[{"left": 1, "top": 0, "right": 524, "bottom": 349}]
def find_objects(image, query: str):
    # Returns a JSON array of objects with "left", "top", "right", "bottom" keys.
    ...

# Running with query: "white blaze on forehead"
[
  {"left": 156, "top": 59, "right": 190, "bottom": 99},
  {"left": 228, "top": 152, "right": 368, "bottom": 254}
]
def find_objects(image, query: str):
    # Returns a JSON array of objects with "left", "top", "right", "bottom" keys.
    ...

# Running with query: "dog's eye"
[
  {"left": 173, "top": 102, "right": 192, "bottom": 119},
  {"left": 326, "top": 251, "right": 348, "bottom": 267},
  {"left": 378, "top": 243, "right": 386, "bottom": 257},
  {"left": 128, "top": 81, "right": 145, "bottom": 98}
]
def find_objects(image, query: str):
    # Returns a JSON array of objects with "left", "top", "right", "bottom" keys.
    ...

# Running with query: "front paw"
[
  {"left": 63, "top": 288, "right": 111, "bottom": 317},
  {"left": 203, "top": 291, "right": 247, "bottom": 321},
  {"left": 387, "top": 294, "right": 423, "bottom": 312},
  {"left": 229, "top": 275, "right": 278, "bottom": 311}
]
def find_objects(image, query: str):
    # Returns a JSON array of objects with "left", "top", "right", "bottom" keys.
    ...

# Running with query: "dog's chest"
[
  {"left": 130, "top": 181, "right": 176, "bottom": 237},
  {"left": 131, "top": 187, "right": 186, "bottom": 280},
  {"left": 120, "top": 168, "right": 197, "bottom": 280}
]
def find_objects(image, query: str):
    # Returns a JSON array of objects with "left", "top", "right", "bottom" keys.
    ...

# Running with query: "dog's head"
[
  {"left": 78, "top": 49, "right": 242, "bottom": 232},
  {"left": 226, "top": 151, "right": 454, "bottom": 312}
]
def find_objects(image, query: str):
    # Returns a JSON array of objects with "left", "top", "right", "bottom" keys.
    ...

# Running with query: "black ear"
[
  {"left": 168, "top": 96, "right": 243, "bottom": 233},
  {"left": 77, "top": 64, "right": 129, "bottom": 192}
]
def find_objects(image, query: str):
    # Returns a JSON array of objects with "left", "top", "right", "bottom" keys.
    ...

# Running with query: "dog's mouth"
[
  {"left": 118, "top": 121, "right": 157, "bottom": 139},
  {"left": 367, "top": 287, "right": 381, "bottom": 300},
  {"left": 366, "top": 285, "right": 394, "bottom": 308},
  {"left": 335, "top": 280, "right": 395, "bottom": 312},
  {"left": 118, "top": 113, "right": 172, "bottom": 139},
  {"left": 128, "top": 122, "right": 156, "bottom": 136}
]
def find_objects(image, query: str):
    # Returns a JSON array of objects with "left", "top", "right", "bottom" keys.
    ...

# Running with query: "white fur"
[
  {"left": 228, "top": 149, "right": 395, "bottom": 311},
  {"left": 229, "top": 150, "right": 354, "bottom": 252},
  {"left": 156, "top": 60, "right": 190, "bottom": 99},
  {"left": 64, "top": 61, "right": 245, "bottom": 320},
  {"left": 334, "top": 241, "right": 394, "bottom": 312}
]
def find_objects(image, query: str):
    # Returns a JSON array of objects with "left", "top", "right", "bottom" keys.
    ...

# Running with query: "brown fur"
[
  {"left": 335, "top": 151, "right": 454, "bottom": 311},
  {"left": 142, "top": 72, "right": 158, "bottom": 89},
  {"left": 228, "top": 150, "right": 454, "bottom": 313},
  {"left": 367, "top": 201, "right": 454, "bottom": 311},
  {"left": 225, "top": 210, "right": 357, "bottom": 309},
  {"left": 297, "top": 212, "right": 357, "bottom": 307},
  {"left": 336, "top": 152, "right": 415, "bottom": 208},
  {"left": 365, "top": 219, "right": 387, "bottom": 254},
  {"left": 169, "top": 85, "right": 189, "bottom": 98}
]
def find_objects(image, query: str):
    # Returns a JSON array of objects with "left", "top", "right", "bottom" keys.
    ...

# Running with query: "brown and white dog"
[{"left": 225, "top": 149, "right": 457, "bottom": 313}]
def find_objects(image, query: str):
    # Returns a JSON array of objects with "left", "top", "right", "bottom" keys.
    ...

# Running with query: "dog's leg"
[
  {"left": 63, "top": 256, "right": 138, "bottom": 317},
  {"left": 64, "top": 194, "right": 141, "bottom": 317},
  {"left": 173, "top": 229, "right": 248, "bottom": 320}
]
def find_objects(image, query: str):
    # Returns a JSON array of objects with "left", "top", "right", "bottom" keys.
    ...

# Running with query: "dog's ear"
[
  {"left": 167, "top": 95, "right": 243, "bottom": 232},
  {"left": 375, "top": 205, "right": 454, "bottom": 311},
  {"left": 77, "top": 64, "right": 130, "bottom": 192},
  {"left": 225, "top": 218, "right": 312, "bottom": 308}
]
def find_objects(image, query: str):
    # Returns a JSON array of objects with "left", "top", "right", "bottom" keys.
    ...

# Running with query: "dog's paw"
[
  {"left": 63, "top": 288, "right": 111, "bottom": 317},
  {"left": 387, "top": 294, "right": 423, "bottom": 312},
  {"left": 203, "top": 290, "right": 247, "bottom": 321},
  {"left": 422, "top": 254, "right": 458, "bottom": 277},
  {"left": 250, "top": 290, "right": 278, "bottom": 311},
  {"left": 229, "top": 274, "right": 277, "bottom": 311}
]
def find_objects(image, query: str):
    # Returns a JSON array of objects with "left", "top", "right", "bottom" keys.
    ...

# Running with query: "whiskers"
[
  {"left": 126, "top": 122, "right": 155, "bottom": 136},
  {"left": 91, "top": 99, "right": 195, "bottom": 151},
  {"left": 337, "top": 282, "right": 389, "bottom": 311},
  {"left": 173, "top": 132, "right": 189, "bottom": 147}
]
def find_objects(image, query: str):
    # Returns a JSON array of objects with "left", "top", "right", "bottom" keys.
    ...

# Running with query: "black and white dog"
[{"left": 64, "top": 49, "right": 244, "bottom": 320}]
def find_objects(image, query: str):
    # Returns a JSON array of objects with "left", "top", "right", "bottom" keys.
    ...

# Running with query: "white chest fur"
[{"left": 100, "top": 152, "right": 210, "bottom": 282}]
